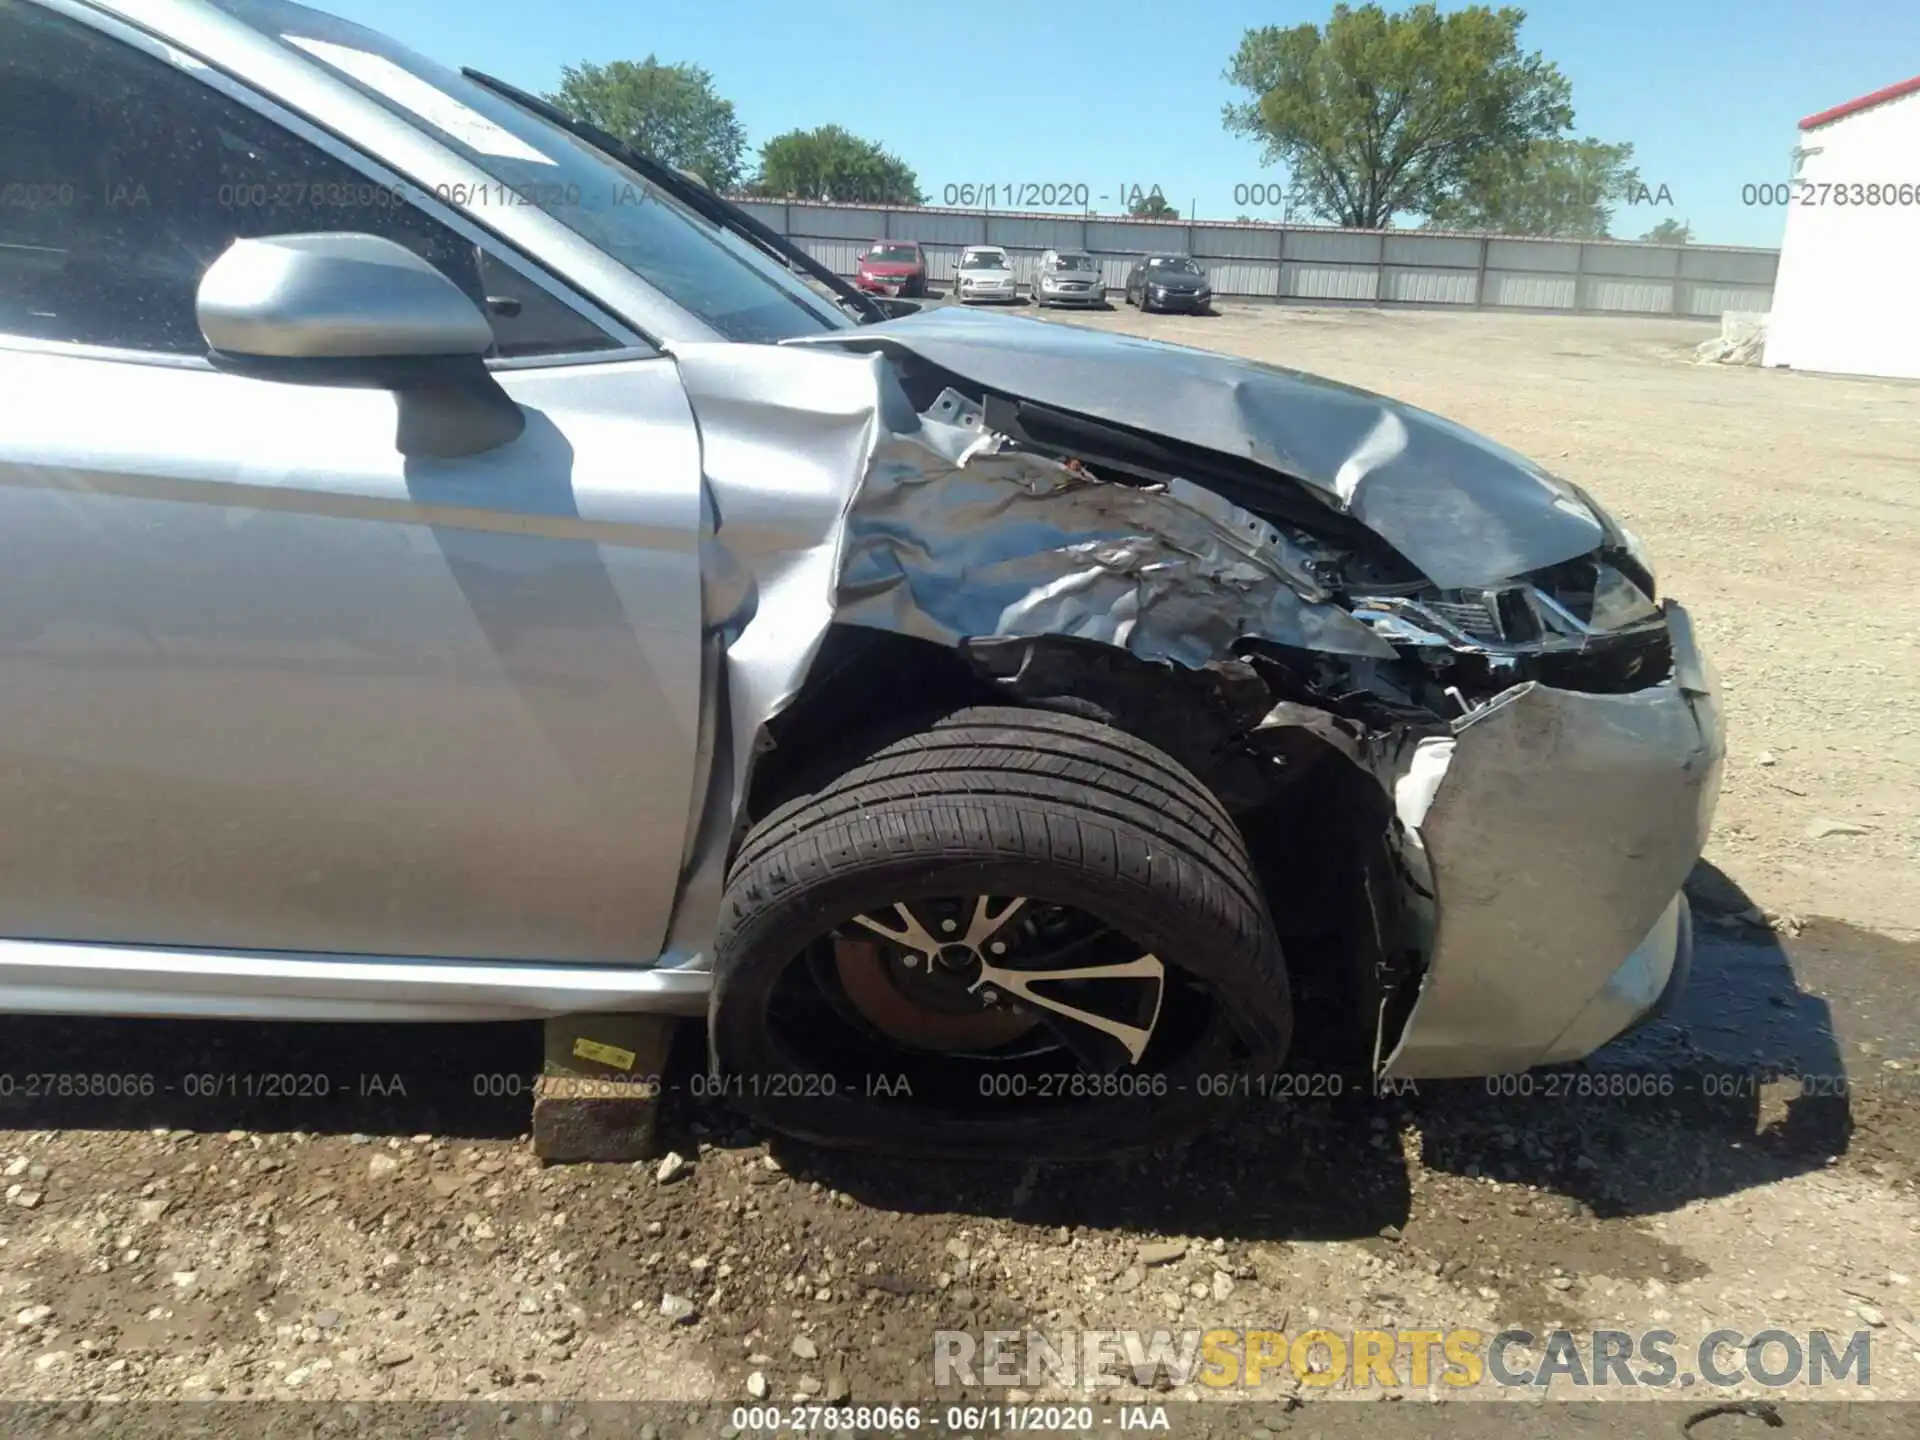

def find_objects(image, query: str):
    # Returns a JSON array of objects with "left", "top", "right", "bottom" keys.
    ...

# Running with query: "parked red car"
[{"left": 856, "top": 241, "right": 927, "bottom": 297}]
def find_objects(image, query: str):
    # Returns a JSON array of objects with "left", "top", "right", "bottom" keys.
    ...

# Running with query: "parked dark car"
[
  {"left": 1125, "top": 253, "right": 1213, "bottom": 313},
  {"left": 856, "top": 241, "right": 928, "bottom": 297}
]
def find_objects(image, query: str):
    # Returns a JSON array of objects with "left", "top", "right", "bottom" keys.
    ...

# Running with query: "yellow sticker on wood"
[{"left": 572, "top": 1037, "right": 637, "bottom": 1071}]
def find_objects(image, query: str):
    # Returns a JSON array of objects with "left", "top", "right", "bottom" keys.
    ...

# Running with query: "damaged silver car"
[{"left": 0, "top": 0, "right": 1723, "bottom": 1157}]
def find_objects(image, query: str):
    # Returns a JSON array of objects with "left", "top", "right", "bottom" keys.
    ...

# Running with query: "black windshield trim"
[{"left": 460, "top": 68, "right": 886, "bottom": 326}]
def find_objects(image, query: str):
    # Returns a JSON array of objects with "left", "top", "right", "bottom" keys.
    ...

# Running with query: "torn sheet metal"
[
  {"left": 837, "top": 390, "right": 1394, "bottom": 668},
  {"left": 1381, "top": 602, "right": 1725, "bottom": 1078},
  {"left": 789, "top": 307, "right": 1608, "bottom": 590}
]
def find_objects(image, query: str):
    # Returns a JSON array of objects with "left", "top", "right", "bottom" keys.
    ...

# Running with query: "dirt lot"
[{"left": 3, "top": 306, "right": 1918, "bottom": 1425}]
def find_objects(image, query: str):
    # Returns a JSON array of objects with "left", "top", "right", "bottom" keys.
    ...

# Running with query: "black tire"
[{"left": 711, "top": 706, "right": 1292, "bottom": 1159}]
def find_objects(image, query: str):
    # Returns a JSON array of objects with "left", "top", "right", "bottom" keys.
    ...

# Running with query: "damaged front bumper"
[{"left": 1381, "top": 603, "right": 1724, "bottom": 1077}]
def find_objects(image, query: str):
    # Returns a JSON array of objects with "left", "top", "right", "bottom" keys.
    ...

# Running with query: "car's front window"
[
  {"left": 208, "top": 0, "right": 848, "bottom": 342},
  {"left": 962, "top": 252, "right": 1004, "bottom": 269},
  {"left": 1056, "top": 255, "right": 1093, "bottom": 271},
  {"left": 867, "top": 245, "right": 918, "bottom": 263},
  {"left": 1149, "top": 257, "right": 1199, "bottom": 274}
]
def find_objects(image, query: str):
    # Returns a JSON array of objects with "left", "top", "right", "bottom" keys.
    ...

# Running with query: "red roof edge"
[{"left": 1800, "top": 74, "right": 1920, "bottom": 130}]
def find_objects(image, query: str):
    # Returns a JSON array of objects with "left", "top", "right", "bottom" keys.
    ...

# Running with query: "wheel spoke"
[
  {"left": 846, "top": 902, "right": 943, "bottom": 959},
  {"left": 971, "top": 952, "right": 1165, "bottom": 1064},
  {"left": 959, "top": 895, "right": 1028, "bottom": 950}
]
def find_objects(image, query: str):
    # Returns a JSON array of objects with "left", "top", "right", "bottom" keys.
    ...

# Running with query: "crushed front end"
[{"left": 673, "top": 311, "right": 1726, "bottom": 1081}]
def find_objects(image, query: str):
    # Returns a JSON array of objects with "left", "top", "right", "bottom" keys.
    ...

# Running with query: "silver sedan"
[
  {"left": 1031, "top": 249, "right": 1108, "bottom": 307},
  {"left": 0, "top": 0, "right": 1723, "bottom": 1161}
]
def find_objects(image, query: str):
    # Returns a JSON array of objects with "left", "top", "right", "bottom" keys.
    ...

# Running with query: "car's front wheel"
[{"left": 710, "top": 707, "right": 1292, "bottom": 1158}]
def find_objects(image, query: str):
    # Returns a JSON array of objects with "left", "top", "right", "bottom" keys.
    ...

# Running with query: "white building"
[{"left": 1763, "top": 74, "right": 1920, "bottom": 380}]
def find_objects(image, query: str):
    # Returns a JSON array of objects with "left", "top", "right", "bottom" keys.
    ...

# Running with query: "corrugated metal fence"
[{"left": 737, "top": 200, "right": 1778, "bottom": 317}]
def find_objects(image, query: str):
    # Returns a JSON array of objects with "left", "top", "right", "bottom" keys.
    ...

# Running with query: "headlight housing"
[
  {"left": 1588, "top": 560, "right": 1660, "bottom": 630},
  {"left": 1614, "top": 522, "right": 1657, "bottom": 592},
  {"left": 1352, "top": 556, "right": 1665, "bottom": 654},
  {"left": 1557, "top": 476, "right": 1658, "bottom": 598}
]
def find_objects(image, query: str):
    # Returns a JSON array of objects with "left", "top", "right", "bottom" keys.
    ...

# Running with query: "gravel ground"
[{"left": 3, "top": 305, "right": 1918, "bottom": 1422}]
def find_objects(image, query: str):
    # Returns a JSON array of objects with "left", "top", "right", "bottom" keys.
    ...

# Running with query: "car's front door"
[{"left": 0, "top": 3, "right": 705, "bottom": 965}]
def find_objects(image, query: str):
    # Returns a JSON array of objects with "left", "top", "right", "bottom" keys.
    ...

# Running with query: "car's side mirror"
[
  {"left": 197, "top": 232, "right": 524, "bottom": 459},
  {"left": 857, "top": 249, "right": 869, "bottom": 261}
]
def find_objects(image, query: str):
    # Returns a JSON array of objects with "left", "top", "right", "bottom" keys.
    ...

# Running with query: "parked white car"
[{"left": 953, "top": 245, "right": 1019, "bottom": 304}]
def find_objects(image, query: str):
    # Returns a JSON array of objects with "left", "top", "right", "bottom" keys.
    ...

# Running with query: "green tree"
[
  {"left": 1223, "top": 3, "right": 1573, "bottom": 228},
  {"left": 548, "top": 57, "right": 746, "bottom": 191},
  {"left": 1129, "top": 192, "right": 1180, "bottom": 220},
  {"left": 752, "top": 126, "right": 923, "bottom": 205},
  {"left": 1642, "top": 218, "right": 1692, "bottom": 244},
  {"left": 1426, "top": 137, "right": 1639, "bottom": 237}
]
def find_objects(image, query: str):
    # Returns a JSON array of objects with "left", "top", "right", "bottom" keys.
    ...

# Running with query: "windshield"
[
  {"left": 961, "top": 251, "right": 1007, "bottom": 269},
  {"left": 1148, "top": 256, "right": 1201, "bottom": 274},
  {"left": 866, "top": 244, "right": 920, "bottom": 264},
  {"left": 1052, "top": 254, "right": 1095, "bottom": 271},
  {"left": 209, "top": 0, "right": 847, "bottom": 342}
]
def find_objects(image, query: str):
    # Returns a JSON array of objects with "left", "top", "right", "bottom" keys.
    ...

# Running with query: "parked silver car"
[
  {"left": 0, "top": 0, "right": 1722, "bottom": 1159},
  {"left": 952, "top": 244, "right": 1019, "bottom": 304},
  {"left": 1031, "top": 249, "right": 1107, "bottom": 308}
]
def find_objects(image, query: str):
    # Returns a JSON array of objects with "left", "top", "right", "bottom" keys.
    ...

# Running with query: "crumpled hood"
[{"left": 789, "top": 307, "right": 1610, "bottom": 589}]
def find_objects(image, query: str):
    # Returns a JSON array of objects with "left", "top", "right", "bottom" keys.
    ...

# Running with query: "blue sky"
[{"left": 312, "top": 0, "right": 1920, "bottom": 248}]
